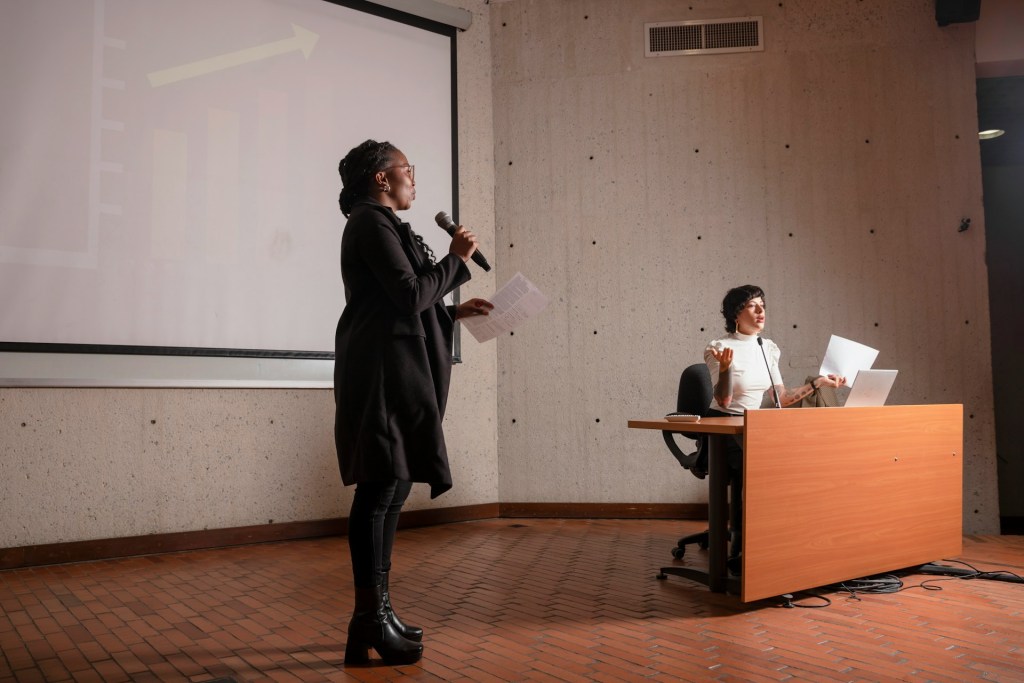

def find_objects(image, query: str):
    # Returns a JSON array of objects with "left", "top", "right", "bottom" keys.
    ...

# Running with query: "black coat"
[{"left": 333, "top": 200, "right": 471, "bottom": 498}]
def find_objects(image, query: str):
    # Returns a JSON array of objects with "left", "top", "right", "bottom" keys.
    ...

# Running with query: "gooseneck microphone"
[
  {"left": 757, "top": 336, "right": 782, "bottom": 408},
  {"left": 434, "top": 211, "right": 491, "bottom": 272}
]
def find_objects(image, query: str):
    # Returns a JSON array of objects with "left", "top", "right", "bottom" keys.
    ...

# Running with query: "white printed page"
[
  {"left": 819, "top": 334, "right": 879, "bottom": 387},
  {"left": 460, "top": 272, "right": 549, "bottom": 343}
]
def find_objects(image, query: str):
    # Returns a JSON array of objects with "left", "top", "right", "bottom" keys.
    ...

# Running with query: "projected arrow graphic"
[{"left": 147, "top": 24, "right": 319, "bottom": 87}]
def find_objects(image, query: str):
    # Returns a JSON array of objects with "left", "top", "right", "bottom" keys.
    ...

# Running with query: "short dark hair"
[
  {"left": 338, "top": 139, "right": 398, "bottom": 217},
  {"left": 721, "top": 284, "right": 766, "bottom": 333}
]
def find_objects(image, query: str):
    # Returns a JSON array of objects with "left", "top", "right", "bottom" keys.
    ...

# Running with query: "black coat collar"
[{"left": 354, "top": 200, "right": 428, "bottom": 272}]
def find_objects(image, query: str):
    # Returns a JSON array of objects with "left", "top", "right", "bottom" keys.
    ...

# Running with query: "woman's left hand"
[
  {"left": 815, "top": 374, "right": 847, "bottom": 388},
  {"left": 456, "top": 298, "right": 494, "bottom": 320}
]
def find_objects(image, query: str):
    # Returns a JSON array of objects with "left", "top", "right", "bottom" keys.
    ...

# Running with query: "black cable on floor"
[
  {"left": 918, "top": 558, "right": 1023, "bottom": 585},
  {"left": 776, "top": 591, "right": 831, "bottom": 608},
  {"left": 836, "top": 574, "right": 905, "bottom": 600},
  {"left": 838, "top": 560, "right": 1023, "bottom": 601}
]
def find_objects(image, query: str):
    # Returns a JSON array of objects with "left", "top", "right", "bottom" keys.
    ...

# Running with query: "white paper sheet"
[
  {"left": 460, "top": 272, "right": 549, "bottom": 343},
  {"left": 819, "top": 334, "right": 879, "bottom": 387}
]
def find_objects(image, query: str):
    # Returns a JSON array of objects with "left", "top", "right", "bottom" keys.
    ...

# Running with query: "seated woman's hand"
[
  {"left": 815, "top": 374, "right": 846, "bottom": 388},
  {"left": 710, "top": 346, "right": 733, "bottom": 372}
]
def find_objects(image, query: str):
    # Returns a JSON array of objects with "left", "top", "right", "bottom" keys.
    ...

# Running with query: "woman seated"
[{"left": 704, "top": 284, "right": 846, "bottom": 568}]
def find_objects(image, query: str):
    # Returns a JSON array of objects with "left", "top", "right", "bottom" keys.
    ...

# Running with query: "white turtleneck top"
[{"left": 704, "top": 331, "right": 783, "bottom": 415}]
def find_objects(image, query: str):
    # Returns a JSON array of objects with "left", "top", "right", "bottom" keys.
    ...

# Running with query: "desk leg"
[
  {"left": 707, "top": 433, "right": 729, "bottom": 593},
  {"left": 656, "top": 431, "right": 739, "bottom": 595}
]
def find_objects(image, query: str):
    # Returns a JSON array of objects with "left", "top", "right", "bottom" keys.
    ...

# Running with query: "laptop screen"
[{"left": 844, "top": 369, "right": 898, "bottom": 407}]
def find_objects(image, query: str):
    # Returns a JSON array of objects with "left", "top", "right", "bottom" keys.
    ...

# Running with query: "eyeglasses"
[{"left": 383, "top": 163, "right": 415, "bottom": 180}]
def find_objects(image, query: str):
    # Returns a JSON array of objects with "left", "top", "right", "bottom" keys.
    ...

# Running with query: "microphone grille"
[
  {"left": 434, "top": 211, "right": 452, "bottom": 226},
  {"left": 757, "top": 336, "right": 764, "bottom": 346}
]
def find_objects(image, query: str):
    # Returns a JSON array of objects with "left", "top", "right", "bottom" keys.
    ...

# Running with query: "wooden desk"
[{"left": 630, "top": 405, "right": 963, "bottom": 602}]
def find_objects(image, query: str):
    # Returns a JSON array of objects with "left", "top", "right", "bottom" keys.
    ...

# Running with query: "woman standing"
[{"left": 334, "top": 140, "right": 492, "bottom": 665}]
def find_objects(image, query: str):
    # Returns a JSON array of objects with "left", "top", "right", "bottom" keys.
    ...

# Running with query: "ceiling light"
[{"left": 979, "top": 129, "right": 1005, "bottom": 140}]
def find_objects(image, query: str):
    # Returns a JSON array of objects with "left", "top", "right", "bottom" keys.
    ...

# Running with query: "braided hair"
[
  {"left": 721, "top": 284, "right": 766, "bottom": 333},
  {"left": 338, "top": 139, "right": 397, "bottom": 217},
  {"left": 337, "top": 139, "right": 436, "bottom": 265},
  {"left": 411, "top": 231, "right": 437, "bottom": 265}
]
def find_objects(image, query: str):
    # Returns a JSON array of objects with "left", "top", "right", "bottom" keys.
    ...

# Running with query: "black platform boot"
[
  {"left": 344, "top": 584, "right": 423, "bottom": 665},
  {"left": 382, "top": 571, "right": 423, "bottom": 642}
]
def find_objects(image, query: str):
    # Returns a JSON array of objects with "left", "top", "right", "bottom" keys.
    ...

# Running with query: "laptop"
[{"left": 844, "top": 369, "right": 898, "bottom": 407}]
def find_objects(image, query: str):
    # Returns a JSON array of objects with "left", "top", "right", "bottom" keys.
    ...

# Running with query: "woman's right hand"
[
  {"left": 710, "top": 346, "right": 733, "bottom": 372},
  {"left": 448, "top": 224, "right": 479, "bottom": 263}
]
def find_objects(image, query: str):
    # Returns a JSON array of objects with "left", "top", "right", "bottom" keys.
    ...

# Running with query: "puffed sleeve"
[{"left": 767, "top": 339, "right": 784, "bottom": 387}]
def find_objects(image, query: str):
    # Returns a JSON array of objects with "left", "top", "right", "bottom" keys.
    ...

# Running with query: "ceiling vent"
[{"left": 645, "top": 17, "right": 763, "bottom": 57}]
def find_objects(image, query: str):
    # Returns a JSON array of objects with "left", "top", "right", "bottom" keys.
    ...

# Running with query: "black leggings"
[{"left": 348, "top": 480, "right": 413, "bottom": 588}]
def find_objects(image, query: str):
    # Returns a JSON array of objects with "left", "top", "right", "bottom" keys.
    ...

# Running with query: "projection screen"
[{"left": 0, "top": 0, "right": 459, "bottom": 387}]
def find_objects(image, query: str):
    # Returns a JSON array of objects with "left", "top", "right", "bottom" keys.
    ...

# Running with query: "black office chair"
[{"left": 662, "top": 363, "right": 713, "bottom": 560}]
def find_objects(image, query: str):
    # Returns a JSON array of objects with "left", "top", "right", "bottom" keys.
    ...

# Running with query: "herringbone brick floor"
[{"left": 1, "top": 519, "right": 1022, "bottom": 682}]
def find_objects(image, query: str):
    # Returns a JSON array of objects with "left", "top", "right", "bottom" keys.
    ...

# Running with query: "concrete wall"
[
  {"left": 0, "top": 0, "right": 499, "bottom": 549},
  {"left": 490, "top": 0, "right": 999, "bottom": 533},
  {"left": 1, "top": 0, "right": 1003, "bottom": 547}
]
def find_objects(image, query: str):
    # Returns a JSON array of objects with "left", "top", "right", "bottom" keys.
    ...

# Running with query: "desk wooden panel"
[{"left": 742, "top": 404, "right": 963, "bottom": 602}]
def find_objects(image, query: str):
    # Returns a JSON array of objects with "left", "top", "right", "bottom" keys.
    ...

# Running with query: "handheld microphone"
[
  {"left": 434, "top": 211, "right": 491, "bottom": 272},
  {"left": 757, "top": 336, "right": 782, "bottom": 408}
]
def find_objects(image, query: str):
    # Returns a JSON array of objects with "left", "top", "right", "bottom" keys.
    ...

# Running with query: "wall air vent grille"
[{"left": 645, "top": 17, "right": 763, "bottom": 57}]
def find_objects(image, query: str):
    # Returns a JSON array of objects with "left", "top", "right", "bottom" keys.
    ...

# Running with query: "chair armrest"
[{"left": 662, "top": 430, "right": 701, "bottom": 469}]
